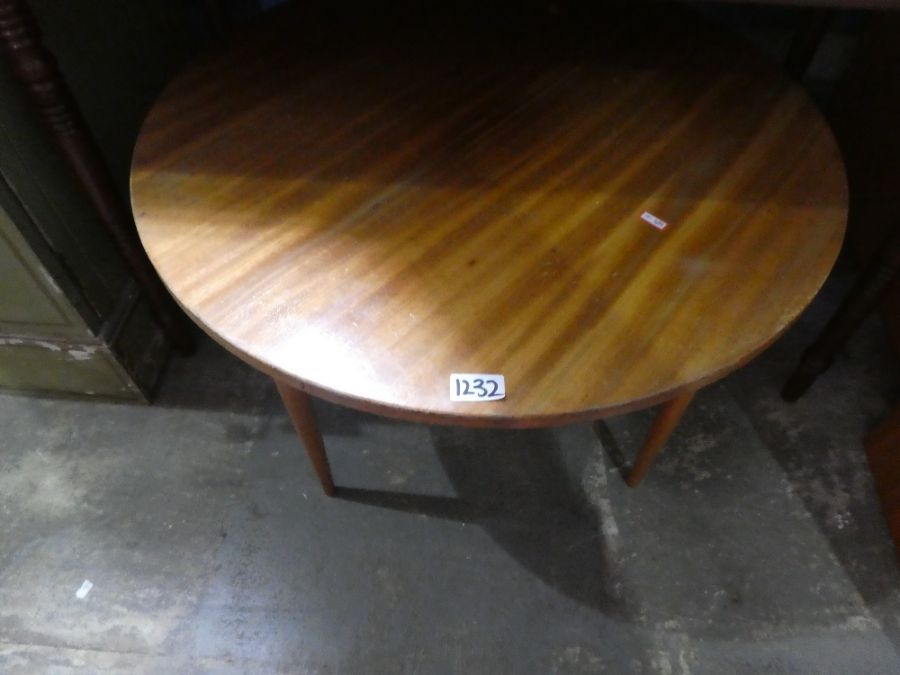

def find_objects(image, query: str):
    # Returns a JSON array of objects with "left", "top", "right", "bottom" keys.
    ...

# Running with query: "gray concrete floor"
[{"left": 1, "top": 257, "right": 900, "bottom": 674}]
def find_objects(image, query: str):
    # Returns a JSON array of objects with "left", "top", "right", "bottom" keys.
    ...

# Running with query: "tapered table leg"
[
  {"left": 626, "top": 389, "right": 697, "bottom": 488},
  {"left": 275, "top": 379, "right": 336, "bottom": 496}
]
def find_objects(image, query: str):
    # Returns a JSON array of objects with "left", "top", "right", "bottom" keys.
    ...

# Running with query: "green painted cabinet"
[{"left": 0, "top": 1, "right": 197, "bottom": 401}]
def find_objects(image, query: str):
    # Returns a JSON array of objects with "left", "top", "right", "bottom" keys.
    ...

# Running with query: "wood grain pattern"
[{"left": 131, "top": 3, "right": 847, "bottom": 427}]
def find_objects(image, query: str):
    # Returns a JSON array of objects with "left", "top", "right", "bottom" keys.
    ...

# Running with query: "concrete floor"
[{"left": 1, "top": 258, "right": 899, "bottom": 674}]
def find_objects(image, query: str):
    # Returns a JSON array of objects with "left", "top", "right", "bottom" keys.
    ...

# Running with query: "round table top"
[{"left": 132, "top": 3, "right": 847, "bottom": 427}]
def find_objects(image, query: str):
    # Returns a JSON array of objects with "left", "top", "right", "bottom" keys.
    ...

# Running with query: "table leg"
[
  {"left": 626, "top": 389, "right": 696, "bottom": 488},
  {"left": 274, "top": 379, "right": 336, "bottom": 496}
]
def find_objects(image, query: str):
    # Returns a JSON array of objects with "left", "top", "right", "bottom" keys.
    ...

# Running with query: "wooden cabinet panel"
[{"left": 0, "top": 205, "right": 87, "bottom": 335}]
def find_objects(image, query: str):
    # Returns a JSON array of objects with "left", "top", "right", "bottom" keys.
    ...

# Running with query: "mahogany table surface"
[{"left": 131, "top": 3, "right": 848, "bottom": 427}]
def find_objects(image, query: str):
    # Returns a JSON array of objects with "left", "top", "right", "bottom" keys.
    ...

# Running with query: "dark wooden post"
[{"left": 0, "top": 0, "right": 194, "bottom": 355}]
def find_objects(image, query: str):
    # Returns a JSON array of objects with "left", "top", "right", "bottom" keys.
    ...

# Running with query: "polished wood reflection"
[{"left": 132, "top": 4, "right": 847, "bottom": 431}]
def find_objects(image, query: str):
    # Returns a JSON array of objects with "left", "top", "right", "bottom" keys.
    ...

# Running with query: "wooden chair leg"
[
  {"left": 275, "top": 379, "right": 336, "bottom": 496},
  {"left": 626, "top": 389, "right": 696, "bottom": 488},
  {"left": 864, "top": 402, "right": 900, "bottom": 564},
  {"left": 782, "top": 226, "right": 900, "bottom": 402}
]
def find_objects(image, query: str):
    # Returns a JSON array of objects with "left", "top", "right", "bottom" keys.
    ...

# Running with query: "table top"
[{"left": 132, "top": 3, "right": 847, "bottom": 427}]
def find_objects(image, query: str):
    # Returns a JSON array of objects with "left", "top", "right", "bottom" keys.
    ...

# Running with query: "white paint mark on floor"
[
  {"left": 582, "top": 446, "right": 621, "bottom": 556},
  {"left": 552, "top": 645, "right": 606, "bottom": 674},
  {"left": 678, "top": 649, "right": 692, "bottom": 675},
  {"left": 75, "top": 580, "right": 93, "bottom": 600},
  {"left": 652, "top": 652, "right": 673, "bottom": 675}
]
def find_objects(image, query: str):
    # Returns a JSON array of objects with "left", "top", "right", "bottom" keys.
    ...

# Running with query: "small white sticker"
[
  {"left": 450, "top": 373, "right": 505, "bottom": 401},
  {"left": 75, "top": 580, "right": 93, "bottom": 600},
  {"left": 641, "top": 211, "right": 668, "bottom": 230}
]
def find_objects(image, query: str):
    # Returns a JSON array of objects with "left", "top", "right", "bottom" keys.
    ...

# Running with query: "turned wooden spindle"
[{"left": 0, "top": 0, "right": 194, "bottom": 355}]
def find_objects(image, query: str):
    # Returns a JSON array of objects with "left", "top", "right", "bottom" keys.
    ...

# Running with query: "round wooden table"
[{"left": 131, "top": 3, "right": 847, "bottom": 494}]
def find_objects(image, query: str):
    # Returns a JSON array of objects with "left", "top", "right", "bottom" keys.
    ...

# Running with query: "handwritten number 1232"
[{"left": 455, "top": 377, "right": 499, "bottom": 398}]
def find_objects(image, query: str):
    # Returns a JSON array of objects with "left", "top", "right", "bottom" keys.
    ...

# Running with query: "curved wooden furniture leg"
[
  {"left": 626, "top": 389, "right": 696, "bottom": 488},
  {"left": 275, "top": 380, "right": 336, "bottom": 496},
  {"left": 0, "top": 0, "right": 194, "bottom": 355},
  {"left": 864, "top": 402, "right": 900, "bottom": 562},
  {"left": 782, "top": 226, "right": 900, "bottom": 402}
]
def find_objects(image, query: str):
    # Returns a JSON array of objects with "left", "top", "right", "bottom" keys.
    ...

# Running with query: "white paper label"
[
  {"left": 75, "top": 580, "right": 93, "bottom": 599},
  {"left": 641, "top": 211, "right": 668, "bottom": 230},
  {"left": 450, "top": 373, "right": 505, "bottom": 401}
]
